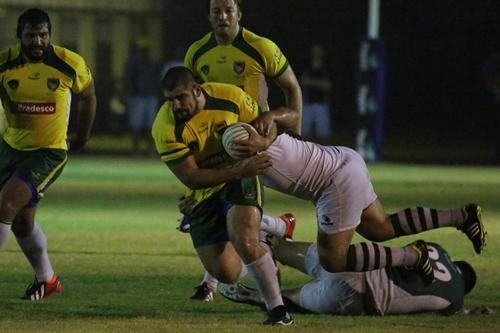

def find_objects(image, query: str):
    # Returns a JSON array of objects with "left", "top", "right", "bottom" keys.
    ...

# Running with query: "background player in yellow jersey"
[
  {"left": 0, "top": 8, "right": 96, "bottom": 300},
  {"left": 152, "top": 66, "right": 298, "bottom": 325},
  {"left": 185, "top": 0, "right": 303, "bottom": 134},
  {"left": 184, "top": 0, "right": 303, "bottom": 300}
]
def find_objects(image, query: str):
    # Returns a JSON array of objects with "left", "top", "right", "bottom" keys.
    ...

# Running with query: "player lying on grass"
[{"left": 219, "top": 237, "right": 477, "bottom": 316}]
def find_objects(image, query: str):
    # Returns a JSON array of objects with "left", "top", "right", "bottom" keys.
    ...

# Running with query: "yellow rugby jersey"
[
  {"left": 0, "top": 44, "right": 92, "bottom": 150},
  {"left": 184, "top": 28, "right": 289, "bottom": 109},
  {"left": 152, "top": 82, "right": 261, "bottom": 204}
]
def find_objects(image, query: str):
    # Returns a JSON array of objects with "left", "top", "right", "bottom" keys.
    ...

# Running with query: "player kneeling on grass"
[{"left": 220, "top": 237, "right": 477, "bottom": 316}]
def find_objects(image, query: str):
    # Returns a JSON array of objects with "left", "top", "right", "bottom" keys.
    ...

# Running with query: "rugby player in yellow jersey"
[
  {"left": 0, "top": 8, "right": 96, "bottom": 300},
  {"left": 184, "top": 0, "right": 302, "bottom": 302},
  {"left": 185, "top": 0, "right": 302, "bottom": 134},
  {"left": 152, "top": 66, "right": 298, "bottom": 325}
]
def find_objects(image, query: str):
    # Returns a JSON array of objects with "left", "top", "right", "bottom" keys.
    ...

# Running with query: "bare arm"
[
  {"left": 167, "top": 153, "right": 272, "bottom": 190},
  {"left": 274, "top": 66, "right": 303, "bottom": 134},
  {"left": 252, "top": 106, "right": 299, "bottom": 137},
  {"left": 70, "top": 80, "right": 96, "bottom": 150}
]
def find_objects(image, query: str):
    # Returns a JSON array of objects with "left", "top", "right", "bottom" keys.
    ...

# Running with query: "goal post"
[{"left": 355, "top": 0, "right": 386, "bottom": 162}]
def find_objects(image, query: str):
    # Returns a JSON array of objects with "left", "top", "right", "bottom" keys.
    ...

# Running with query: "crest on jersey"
[
  {"left": 233, "top": 61, "right": 245, "bottom": 74},
  {"left": 47, "top": 78, "right": 60, "bottom": 91},
  {"left": 7, "top": 79, "right": 19, "bottom": 90},
  {"left": 201, "top": 65, "right": 210, "bottom": 75}
]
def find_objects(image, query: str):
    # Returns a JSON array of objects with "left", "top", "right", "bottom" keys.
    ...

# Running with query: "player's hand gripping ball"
[{"left": 222, "top": 122, "right": 258, "bottom": 160}]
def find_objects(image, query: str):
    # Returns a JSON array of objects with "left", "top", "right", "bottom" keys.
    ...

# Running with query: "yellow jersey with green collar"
[
  {"left": 0, "top": 44, "right": 92, "bottom": 151},
  {"left": 152, "top": 82, "right": 261, "bottom": 203},
  {"left": 184, "top": 28, "right": 289, "bottom": 109}
]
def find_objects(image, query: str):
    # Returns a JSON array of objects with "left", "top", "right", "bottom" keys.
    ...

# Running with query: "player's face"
[
  {"left": 20, "top": 23, "right": 50, "bottom": 62},
  {"left": 208, "top": 0, "right": 241, "bottom": 39},
  {"left": 164, "top": 85, "right": 200, "bottom": 122}
]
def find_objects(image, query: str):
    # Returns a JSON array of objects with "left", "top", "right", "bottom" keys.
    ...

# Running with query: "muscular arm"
[
  {"left": 167, "top": 153, "right": 272, "bottom": 190},
  {"left": 70, "top": 80, "right": 96, "bottom": 150},
  {"left": 252, "top": 106, "right": 299, "bottom": 137},
  {"left": 274, "top": 66, "right": 303, "bottom": 134}
]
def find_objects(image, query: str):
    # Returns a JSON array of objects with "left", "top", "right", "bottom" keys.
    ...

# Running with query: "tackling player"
[
  {"left": 0, "top": 8, "right": 96, "bottom": 300},
  {"left": 230, "top": 123, "right": 485, "bottom": 283}
]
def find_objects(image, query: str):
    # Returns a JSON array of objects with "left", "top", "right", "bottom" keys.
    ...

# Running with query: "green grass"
[{"left": 0, "top": 156, "right": 499, "bottom": 333}]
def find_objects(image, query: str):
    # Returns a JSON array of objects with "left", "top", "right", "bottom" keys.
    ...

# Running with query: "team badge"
[
  {"left": 201, "top": 65, "right": 210, "bottom": 75},
  {"left": 47, "top": 78, "right": 60, "bottom": 91},
  {"left": 7, "top": 79, "right": 19, "bottom": 90},
  {"left": 233, "top": 61, "right": 245, "bottom": 75}
]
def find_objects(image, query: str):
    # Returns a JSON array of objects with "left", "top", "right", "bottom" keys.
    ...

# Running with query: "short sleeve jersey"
[
  {"left": 184, "top": 28, "right": 289, "bottom": 109},
  {"left": 0, "top": 44, "right": 92, "bottom": 151},
  {"left": 151, "top": 82, "right": 261, "bottom": 203}
]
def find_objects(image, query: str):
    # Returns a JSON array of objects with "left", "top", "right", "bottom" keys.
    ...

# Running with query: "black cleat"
[
  {"left": 459, "top": 204, "right": 486, "bottom": 254},
  {"left": 263, "top": 305, "right": 294, "bottom": 325},
  {"left": 22, "top": 274, "right": 62, "bottom": 301},
  {"left": 189, "top": 282, "right": 215, "bottom": 301},
  {"left": 410, "top": 240, "right": 434, "bottom": 285}
]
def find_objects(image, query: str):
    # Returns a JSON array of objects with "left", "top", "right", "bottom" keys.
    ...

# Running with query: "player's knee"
[
  {"left": 11, "top": 220, "right": 33, "bottom": 237},
  {"left": 230, "top": 237, "right": 260, "bottom": 261},
  {"left": 0, "top": 200, "right": 22, "bottom": 221}
]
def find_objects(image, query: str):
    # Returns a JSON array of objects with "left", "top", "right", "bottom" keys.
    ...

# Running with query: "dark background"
[{"left": 161, "top": 0, "right": 500, "bottom": 163}]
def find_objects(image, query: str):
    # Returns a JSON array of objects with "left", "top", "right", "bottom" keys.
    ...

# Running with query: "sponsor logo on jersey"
[
  {"left": 233, "top": 61, "right": 245, "bottom": 75},
  {"left": 7, "top": 79, "right": 19, "bottom": 90},
  {"left": 201, "top": 65, "right": 210, "bottom": 75},
  {"left": 274, "top": 48, "right": 283, "bottom": 64},
  {"left": 320, "top": 215, "right": 333, "bottom": 226},
  {"left": 244, "top": 95, "right": 256, "bottom": 110},
  {"left": 15, "top": 102, "right": 56, "bottom": 115},
  {"left": 47, "top": 78, "right": 60, "bottom": 91},
  {"left": 198, "top": 122, "right": 208, "bottom": 134}
]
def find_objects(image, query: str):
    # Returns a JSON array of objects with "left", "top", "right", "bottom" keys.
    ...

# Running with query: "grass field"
[{"left": 0, "top": 156, "right": 499, "bottom": 333}]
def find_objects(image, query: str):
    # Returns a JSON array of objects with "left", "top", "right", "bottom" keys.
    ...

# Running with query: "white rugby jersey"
[{"left": 262, "top": 133, "right": 348, "bottom": 201}]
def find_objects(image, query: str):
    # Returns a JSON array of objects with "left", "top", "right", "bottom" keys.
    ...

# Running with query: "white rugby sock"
[
  {"left": 16, "top": 223, "right": 54, "bottom": 281},
  {"left": 260, "top": 214, "right": 286, "bottom": 238},
  {"left": 201, "top": 271, "right": 219, "bottom": 290},
  {"left": 246, "top": 252, "right": 283, "bottom": 311},
  {"left": 0, "top": 222, "right": 11, "bottom": 249}
]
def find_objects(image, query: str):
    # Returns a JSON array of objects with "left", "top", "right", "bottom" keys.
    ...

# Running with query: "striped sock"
[
  {"left": 346, "top": 242, "right": 418, "bottom": 271},
  {"left": 390, "top": 207, "right": 465, "bottom": 236}
]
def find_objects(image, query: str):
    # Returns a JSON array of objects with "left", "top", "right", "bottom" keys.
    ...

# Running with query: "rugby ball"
[{"left": 222, "top": 122, "right": 258, "bottom": 160}]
